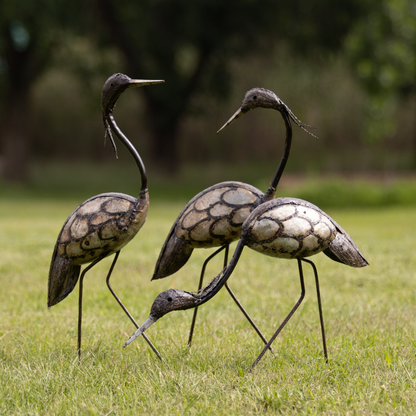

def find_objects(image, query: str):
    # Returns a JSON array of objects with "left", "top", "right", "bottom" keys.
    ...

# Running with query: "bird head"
[
  {"left": 123, "top": 249, "right": 243, "bottom": 349},
  {"left": 123, "top": 288, "right": 199, "bottom": 348},
  {"left": 217, "top": 87, "right": 317, "bottom": 138},
  {"left": 241, "top": 88, "right": 285, "bottom": 112},
  {"left": 101, "top": 73, "right": 164, "bottom": 156},
  {"left": 101, "top": 73, "right": 164, "bottom": 116}
]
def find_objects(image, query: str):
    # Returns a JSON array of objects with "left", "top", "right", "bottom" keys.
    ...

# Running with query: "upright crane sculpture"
[
  {"left": 48, "top": 73, "right": 164, "bottom": 361},
  {"left": 152, "top": 88, "right": 317, "bottom": 347},
  {"left": 124, "top": 197, "right": 368, "bottom": 370}
]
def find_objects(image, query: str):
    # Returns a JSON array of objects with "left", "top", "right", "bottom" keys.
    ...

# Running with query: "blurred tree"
[
  {"left": 0, "top": 0, "right": 81, "bottom": 182},
  {"left": 0, "top": 0, "right": 372, "bottom": 181},
  {"left": 93, "top": 0, "right": 368, "bottom": 173},
  {"left": 346, "top": 0, "right": 416, "bottom": 160}
]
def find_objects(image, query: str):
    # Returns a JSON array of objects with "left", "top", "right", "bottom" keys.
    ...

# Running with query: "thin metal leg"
[
  {"left": 223, "top": 243, "right": 272, "bottom": 352},
  {"left": 78, "top": 256, "right": 105, "bottom": 362},
  {"left": 302, "top": 258, "right": 328, "bottom": 362},
  {"left": 224, "top": 283, "right": 273, "bottom": 353},
  {"left": 250, "top": 259, "right": 306, "bottom": 371},
  {"left": 105, "top": 251, "right": 164, "bottom": 362},
  {"left": 188, "top": 245, "right": 227, "bottom": 347},
  {"left": 78, "top": 272, "right": 83, "bottom": 362}
]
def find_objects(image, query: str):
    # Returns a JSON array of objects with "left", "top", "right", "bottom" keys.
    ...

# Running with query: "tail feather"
[
  {"left": 325, "top": 233, "right": 368, "bottom": 268},
  {"left": 152, "top": 234, "right": 193, "bottom": 280},
  {"left": 48, "top": 244, "right": 81, "bottom": 307}
]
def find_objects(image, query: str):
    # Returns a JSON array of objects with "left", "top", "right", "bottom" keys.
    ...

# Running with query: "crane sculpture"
[
  {"left": 124, "top": 197, "right": 368, "bottom": 370},
  {"left": 48, "top": 73, "right": 164, "bottom": 361},
  {"left": 152, "top": 88, "right": 317, "bottom": 347}
]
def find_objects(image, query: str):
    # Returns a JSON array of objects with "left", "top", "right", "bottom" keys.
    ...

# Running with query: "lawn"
[{"left": 0, "top": 188, "right": 415, "bottom": 414}]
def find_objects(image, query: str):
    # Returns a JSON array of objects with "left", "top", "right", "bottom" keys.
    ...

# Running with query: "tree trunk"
[
  {"left": 0, "top": 26, "right": 35, "bottom": 183},
  {"left": 1, "top": 89, "right": 32, "bottom": 182}
]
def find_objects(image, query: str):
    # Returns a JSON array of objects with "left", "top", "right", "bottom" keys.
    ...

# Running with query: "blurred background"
[{"left": 0, "top": 0, "right": 415, "bottom": 205}]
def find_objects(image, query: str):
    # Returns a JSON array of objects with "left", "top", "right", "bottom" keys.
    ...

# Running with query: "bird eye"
[
  {"left": 253, "top": 96, "right": 257, "bottom": 100},
  {"left": 167, "top": 297, "right": 172, "bottom": 302},
  {"left": 110, "top": 83, "right": 113, "bottom": 86}
]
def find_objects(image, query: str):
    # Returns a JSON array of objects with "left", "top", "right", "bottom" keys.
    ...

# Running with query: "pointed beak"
[
  {"left": 123, "top": 315, "right": 158, "bottom": 348},
  {"left": 217, "top": 108, "right": 246, "bottom": 133},
  {"left": 127, "top": 79, "right": 165, "bottom": 88}
]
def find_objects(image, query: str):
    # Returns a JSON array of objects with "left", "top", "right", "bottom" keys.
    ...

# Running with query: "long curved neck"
[
  {"left": 264, "top": 110, "right": 292, "bottom": 201},
  {"left": 195, "top": 239, "right": 246, "bottom": 306},
  {"left": 107, "top": 113, "right": 148, "bottom": 192}
]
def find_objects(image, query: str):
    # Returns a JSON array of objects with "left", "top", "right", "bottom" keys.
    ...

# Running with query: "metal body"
[
  {"left": 152, "top": 87, "right": 316, "bottom": 348},
  {"left": 240, "top": 197, "right": 368, "bottom": 369},
  {"left": 243, "top": 197, "right": 367, "bottom": 267},
  {"left": 47, "top": 73, "right": 164, "bottom": 361},
  {"left": 124, "top": 197, "right": 368, "bottom": 371},
  {"left": 152, "top": 88, "right": 303, "bottom": 282},
  {"left": 48, "top": 192, "right": 148, "bottom": 306},
  {"left": 153, "top": 181, "right": 264, "bottom": 279}
]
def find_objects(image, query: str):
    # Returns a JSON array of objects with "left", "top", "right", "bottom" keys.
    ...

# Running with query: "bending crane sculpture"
[
  {"left": 124, "top": 197, "right": 368, "bottom": 369},
  {"left": 152, "top": 88, "right": 317, "bottom": 347},
  {"left": 48, "top": 73, "right": 164, "bottom": 361}
]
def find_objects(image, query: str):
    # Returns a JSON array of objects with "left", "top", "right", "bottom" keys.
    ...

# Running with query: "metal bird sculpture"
[
  {"left": 48, "top": 73, "right": 164, "bottom": 361},
  {"left": 152, "top": 88, "right": 317, "bottom": 347},
  {"left": 124, "top": 197, "right": 368, "bottom": 370}
]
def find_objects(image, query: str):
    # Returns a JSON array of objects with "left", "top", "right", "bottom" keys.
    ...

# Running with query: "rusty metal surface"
[
  {"left": 242, "top": 197, "right": 368, "bottom": 267},
  {"left": 48, "top": 191, "right": 148, "bottom": 306},
  {"left": 152, "top": 181, "right": 264, "bottom": 280},
  {"left": 243, "top": 199, "right": 336, "bottom": 259},
  {"left": 175, "top": 181, "right": 264, "bottom": 248},
  {"left": 56, "top": 192, "right": 149, "bottom": 265}
]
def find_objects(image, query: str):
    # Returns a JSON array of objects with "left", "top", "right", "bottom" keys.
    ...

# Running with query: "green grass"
[
  {"left": 0, "top": 162, "right": 415, "bottom": 414},
  {"left": 0, "top": 187, "right": 415, "bottom": 414}
]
